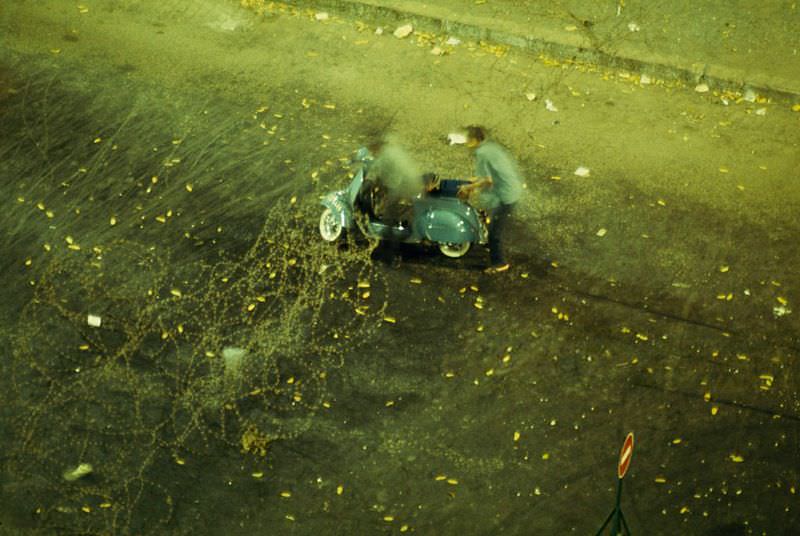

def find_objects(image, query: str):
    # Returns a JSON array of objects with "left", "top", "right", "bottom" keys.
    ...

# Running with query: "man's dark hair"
[{"left": 465, "top": 125, "right": 487, "bottom": 143}]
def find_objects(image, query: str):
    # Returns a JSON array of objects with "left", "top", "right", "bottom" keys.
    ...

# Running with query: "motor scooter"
[{"left": 318, "top": 148, "right": 487, "bottom": 258}]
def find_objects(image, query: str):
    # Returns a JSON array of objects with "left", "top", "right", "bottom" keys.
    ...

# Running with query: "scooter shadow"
[
  {"left": 371, "top": 241, "right": 487, "bottom": 273},
  {"left": 370, "top": 227, "right": 552, "bottom": 278}
]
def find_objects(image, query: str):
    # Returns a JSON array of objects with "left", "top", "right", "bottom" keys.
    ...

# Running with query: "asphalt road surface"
[{"left": 1, "top": 1, "right": 798, "bottom": 535}]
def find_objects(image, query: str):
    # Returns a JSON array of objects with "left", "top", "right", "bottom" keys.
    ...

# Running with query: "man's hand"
[{"left": 458, "top": 176, "right": 492, "bottom": 200}]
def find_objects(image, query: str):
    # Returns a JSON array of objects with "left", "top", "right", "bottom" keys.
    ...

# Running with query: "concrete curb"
[{"left": 293, "top": 0, "right": 800, "bottom": 101}]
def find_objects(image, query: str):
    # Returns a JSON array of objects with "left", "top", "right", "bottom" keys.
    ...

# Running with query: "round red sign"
[{"left": 617, "top": 432, "right": 634, "bottom": 479}]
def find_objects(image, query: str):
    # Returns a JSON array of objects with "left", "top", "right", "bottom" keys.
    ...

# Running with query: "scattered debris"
[
  {"left": 222, "top": 347, "right": 247, "bottom": 377},
  {"left": 447, "top": 132, "right": 467, "bottom": 145},
  {"left": 743, "top": 88, "right": 757, "bottom": 102},
  {"left": 445, "top": 36, "right": 461, "bottom": 46},
  {"left": 87, "top": 314, "right": 102, "bottom": 328},
  {"left": 596, "top": 228, "right": 607, "bottom": 237},
  {"left": 574, "top": 166, "right": 591, "bottom": 177},
  {"left": 640, "top": 74, "right": 651, "bottom": 85},
  {"left": 755, "top": 107, "right": 767, "bottom": 116},
  {"left": 393, "top": 24, "right": 413, "bottom": 39},
  {"left": 525, "top": 92, "right": 537, "bottom": 101},
  {"left": 63, "top": 463, "right": 93, "bottom": 481},
  {"left": 545, "top": 99, "right": 558, "bottom": 112},
  {"left": 375, "top": 27, "right": 384, "bottom": 35},
  {"left": 314, "top": 12, "right": 329, "bottom": 21},
  {"left": 773, "top": 305, "right": 792, "bottom": 318},
  {"left": 759, "top": 374, "right": 774, "bottom": 390},
  {"left": 430, "top": 46, "right": 444, "bottom": 56},
  {"left": 695, "top": 83, "right": 710, "bottom": 93},
  {"left": 627, "top": 22, "right": 641, "bottom": 32}
]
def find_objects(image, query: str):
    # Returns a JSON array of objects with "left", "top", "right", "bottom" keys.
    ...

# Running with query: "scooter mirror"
[{"left": 353, "top": 147, "right": 370, "bottom": 162}]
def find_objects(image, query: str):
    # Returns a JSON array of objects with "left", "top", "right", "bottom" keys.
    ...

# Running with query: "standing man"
[{"left": 459, "top": 125, "right": 523, "bottom": 273}]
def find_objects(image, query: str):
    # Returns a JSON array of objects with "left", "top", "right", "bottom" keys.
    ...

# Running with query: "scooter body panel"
[{"left": 413, "top": 197, "right": 484, "bottom": 244}]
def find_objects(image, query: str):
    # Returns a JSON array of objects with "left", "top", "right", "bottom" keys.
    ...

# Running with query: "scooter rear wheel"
[
  {"left": 319, "top": 207, "right": 343, "bottom": 242},
  {"left": 439, "top": 241, "right": 471, "bottom": 258}
]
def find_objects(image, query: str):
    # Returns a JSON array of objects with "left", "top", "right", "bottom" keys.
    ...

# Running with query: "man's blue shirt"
[{"left": 474, "top": 141, "right": 523, "bottom": 208}]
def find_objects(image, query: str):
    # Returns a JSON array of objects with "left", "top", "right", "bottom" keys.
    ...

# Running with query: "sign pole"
[{"left": 596, "top": 432, "right": 634, "bottom": 536}]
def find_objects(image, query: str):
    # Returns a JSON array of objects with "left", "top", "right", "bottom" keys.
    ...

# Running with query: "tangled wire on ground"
[{"left": 7, "top": 203, "right": 386, "bottom": 535}]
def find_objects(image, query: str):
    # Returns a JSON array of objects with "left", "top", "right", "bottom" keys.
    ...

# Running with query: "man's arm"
[{"left": 458, "top": 176, "right": 492, "bottom": 198}]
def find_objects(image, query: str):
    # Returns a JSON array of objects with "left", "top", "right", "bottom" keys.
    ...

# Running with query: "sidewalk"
[{"left": 291, "top": 0, "right": 800, "bottom": 98}]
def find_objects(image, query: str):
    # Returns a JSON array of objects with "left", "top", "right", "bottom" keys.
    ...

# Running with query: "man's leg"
[{"left": 488, "top": 203, "right": 512, "bottom": 268}]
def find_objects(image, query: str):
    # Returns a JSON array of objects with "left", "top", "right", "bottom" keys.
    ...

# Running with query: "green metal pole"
[
  {"left": 611, "top": 478, "right": 623, "bottom": 535},
  {"left": 596, "top": 510, "right": 615, "bottom": 535}
]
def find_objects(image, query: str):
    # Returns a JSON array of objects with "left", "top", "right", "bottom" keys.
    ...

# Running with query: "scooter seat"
[{"left": 435, "top": 179, "right": 470, "bottom": 197}]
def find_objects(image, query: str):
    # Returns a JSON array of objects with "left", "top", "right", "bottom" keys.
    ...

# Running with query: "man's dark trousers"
[{"left": 489, "top": 203, "right": 514, "bottom": 266}]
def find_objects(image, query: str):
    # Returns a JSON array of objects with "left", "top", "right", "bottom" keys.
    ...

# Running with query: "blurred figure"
[
  {"left": 458, "top": 125, "right": 523, "bottom": 273},
  {"left": 362, "top": 135, "right": 424, "bottom": 266},
  {"left": 366, "top": 136, "right": 423, "bottom": 225}
]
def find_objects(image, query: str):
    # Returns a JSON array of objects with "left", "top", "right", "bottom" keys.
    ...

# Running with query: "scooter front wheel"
[
  {"left": 439, "top": 241, "right": 471, "bottom": 258},
  {"left": 319, "top": 207, "right": 343, "bottom": 242}
]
